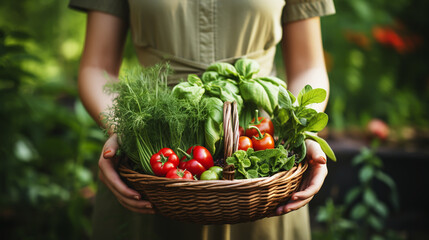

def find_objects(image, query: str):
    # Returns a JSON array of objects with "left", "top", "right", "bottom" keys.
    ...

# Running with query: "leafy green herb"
[
  {"left": 225, "top": 146, "right": 295, "bottom": 179},
  {"left": 104, "top": 65, "right": 208, "bottom": 174},
  {"left": 273, "top": 85, "right": 337, "bottom": 161}
]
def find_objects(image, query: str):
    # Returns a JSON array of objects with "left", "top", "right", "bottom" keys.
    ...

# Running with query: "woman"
[{"left": 70, "top": 0, "right": 335, "bottom": 239}]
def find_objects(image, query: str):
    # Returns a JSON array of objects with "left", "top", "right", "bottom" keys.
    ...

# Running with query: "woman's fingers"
[
  {"left": 276, "top": 140, "right": 328, "bottom": 215},
  {"left": 117, "top": 198, "right": 156, "bottom": 214},
  {"left": 97, "top": 133, "right": 155, "bottom": 214},
  {"left": 294, "top": 164, "right": 327, "bottom": 200},
  {"left": 99, "top": 171, "right": 155, "bottom": 214},
  {"left": 102, "top": 134, "right": 119, "bottom": 159},
  {"left": 99, "top": 167, "right": 156, "bottom": 214},
  {"left": 306, "top": 139, "right": 327, "bottom": 164},
  {"left": 98, "top": 154, "right": 141, "bottom": 200}
]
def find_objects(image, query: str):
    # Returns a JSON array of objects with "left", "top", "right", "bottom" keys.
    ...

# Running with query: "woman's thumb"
[{"left": 103, "top": 134, "right": 119, "bottom": 158}]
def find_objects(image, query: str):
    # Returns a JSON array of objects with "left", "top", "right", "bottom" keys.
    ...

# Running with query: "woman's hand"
[
  {"left": 276, "top": 140, "right": 328, "bottom": 215},
  {"left": 99, "top": 134, "right": 156, "bottom": 214}
]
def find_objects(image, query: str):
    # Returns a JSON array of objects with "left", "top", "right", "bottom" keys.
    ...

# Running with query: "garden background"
[{"left": 1, "top": 0, "right": 428, "bottom": 239}]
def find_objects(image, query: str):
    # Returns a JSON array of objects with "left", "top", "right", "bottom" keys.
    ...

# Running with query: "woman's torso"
[{"left": 128, "top": 0, "right": 285, "bottom": 83}]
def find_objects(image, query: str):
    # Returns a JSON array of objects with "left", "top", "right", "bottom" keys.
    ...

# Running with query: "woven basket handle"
[{"left": 222, "top": 101, "right": 239, "bottom": 180}]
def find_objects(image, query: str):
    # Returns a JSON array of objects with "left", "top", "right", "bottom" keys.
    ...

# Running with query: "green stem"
[
  {"left": 252, "top": 109, "right": 263, "bottom": 125},
  {"left": 177, "top": 147, "right": 192, "bottom": 161},
  {"left": 248, "top": 125, "right": 265, "bottom": 140},
  {"left": 296, "top": 142, "right": 307, "bottom": 163}
]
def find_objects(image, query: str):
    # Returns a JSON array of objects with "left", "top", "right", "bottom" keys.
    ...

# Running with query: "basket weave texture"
[{"left": 119, "top": 101, "right": 308, "bottom": 225}]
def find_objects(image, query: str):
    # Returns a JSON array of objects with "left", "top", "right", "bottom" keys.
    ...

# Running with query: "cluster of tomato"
[
  {"left": 150, "top": 115, "right": 275, "bottom": 180},
  {"left": 238, "top": 116, "right": 275, "bottom": 151},
  {"left": 150, "top": 146, "right": 222, "bottom": 180}
]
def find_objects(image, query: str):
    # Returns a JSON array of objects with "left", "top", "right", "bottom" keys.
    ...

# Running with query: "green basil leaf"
[
  {"left": 291, "top": 110, "right": 302, "bottom": 126},
  {"left": 207, "top": 62, "right": 238, "bottom": 78},
  {"left": 234, "top": 58, "right": 260, "bottom": 79},
  {"left": 204, "top": 117, "right": 222, "bottom": 155},
  {"left": 203, "top": 97, "right": 224, "bottom": 124},
  {"left": 296, "top": 108, "right": 317, "bottom": 119},
  {"left": 257, "top": 76, "right": 287, "bottom": 89},
  {"left": 187, "top": 74, "right": 203, "bottom": 86},
  {"left": 278, "top": 87, "right": 293, "bottom": 110},
  {"left": 298, "top": 86, "right": 327, "bottom": 107},
  {"left": 239, "top": 80, "right": 273, "bottom": 114},
  {"left": 254, "top": 78, "right": 279, "bottom": 115},
  {"left": 305, "top": 112, "right": 328, "bottom": 132},
  {"left": 288, "top": 90, "right": 297, "bottom": 104},
  {"left": 304, "top": 133, "right": 337, "bottom": 161},
  {"left": 276, "top": 108, "right": 290, "bottom": 125},
  {"left": 292, "top": 134, "right": 305, "bottom": 148},
  {"left": 171, "top": 82, "right": 205, "bottom": 103},
  {"left": 201, "top": 71, "right": 220, "bottom": 83}
]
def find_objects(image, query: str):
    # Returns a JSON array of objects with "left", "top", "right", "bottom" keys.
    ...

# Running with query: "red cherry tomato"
[
  {"left": 251, "top": 133, "right": 275, "bottom": 151},
  {"left": 247, "top": 126, "right": 275, "bottom": 151},
  {"left": 165, "top": 168, "right": 194, "bottom": 180},
  {"left": 179, "top": 159, "right": 206, "bottom": 178},
  {"left": 238, "top": 136, "right": 253, "bottom": 151},
  {"left": 245, "top": 110, "right": 274, "bottom": 138},
  {"left": 150, "top": 148, "right": 179, "bottom": 177},
  {"left": 178, "top": 146, "right": 214, "bottom": 178}
]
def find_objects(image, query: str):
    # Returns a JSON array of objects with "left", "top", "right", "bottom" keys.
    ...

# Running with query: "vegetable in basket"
[
  {"left": 178, "top": 146, "right": 214, "bottom": 178},
  {"left": 248, "top": 126, "right": 275, "bottom": 151},
  {"left": 226, "top": 146, "right": 295, "bottom": 179},
  {"left": 171, "top": 58, "right": 287, "bottom": 155},
  {"left": 238, "top": 136, "right": 253, "bottom": 151},
  {"left": 150, "top": 148, "right": 179, "bottom": 177},
  {"left": 245, "top": 110, "right": 275, "bottom": 138},
  {"left": 104, "top": 65, "right": 208, "bottom": 175},
  {"left": 166, "top": 169, "right": 194, "bottom": 180},
  {"left": 273, "top": 85, "right": 337, "bottom": 162}
]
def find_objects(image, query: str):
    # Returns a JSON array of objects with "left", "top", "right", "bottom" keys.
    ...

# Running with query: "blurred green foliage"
[
  {"left": 321, "top": 0, "right": 429, "bottom": 131},
  {"left": 0, "top": 1, "right": 103, "bottom": 239},
  {"left": 0, "top": 0, "right": 428, "bottom": 239},
  {"left": 313, "top": 141, "right": 403, "bottom": 240}
]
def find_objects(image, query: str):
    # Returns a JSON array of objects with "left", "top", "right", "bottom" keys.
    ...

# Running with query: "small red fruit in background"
[{"left": 367, "top": 119, "right": 389, "bottom": 140}]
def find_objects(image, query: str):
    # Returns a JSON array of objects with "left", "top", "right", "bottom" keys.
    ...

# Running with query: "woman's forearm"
[
  {"left": 285, "top": 66, "right": 329, "bottom": 112},
  {"left": 282, "top": 17, "right": 330, "bottom": 112},
  {"left": 78, "top": 11, "right": 128, "bottom": 131},
  {"left": 78, "top": 66, "right": 118, "bottom": 129}
]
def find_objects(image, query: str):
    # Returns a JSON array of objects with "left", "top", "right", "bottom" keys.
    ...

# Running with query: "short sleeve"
[
  {"left": 282, "top": 0, "right": 336, "bottom": 23},
  {"left": 69, "top": 0, "right": 129, "bottom": 20}
]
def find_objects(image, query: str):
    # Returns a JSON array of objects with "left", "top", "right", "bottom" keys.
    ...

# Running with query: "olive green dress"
[{"left": 69, "top": 1, "right": 335, "bottom": 239}]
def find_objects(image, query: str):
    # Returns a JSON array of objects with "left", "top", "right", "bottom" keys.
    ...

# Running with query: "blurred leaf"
[
  {"left": 349, "top": 1, "right": 373, "bottom": 20},
  {"left": 368, "top": 214, "right": 383, "bottom": 231},
  {"left": 345, "top": 187, "right": 361, "bottom": 205},
  {"left": 351, "top": 203, "right": 367, "bottom": 220},
  {"left": 372, "top": 201, "right": 389, "bottom": 218},
  {"left": 363, "top": 188, "right": 378, "bottom": 205},
  {"left": 359, "top": 165, "right": 374, "bottom": 182},
  {"left": 14, "top": 137, "right": 37, "bottom": 162}
]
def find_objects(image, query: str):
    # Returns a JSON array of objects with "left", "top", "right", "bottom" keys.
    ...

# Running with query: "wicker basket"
[{"left": 119, "top": 101, "right": 308, "bottom": 225}]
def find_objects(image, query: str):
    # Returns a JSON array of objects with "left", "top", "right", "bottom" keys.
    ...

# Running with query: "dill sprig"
[{"left": 104, "top": 64, "right": 208, "bottom": 174}]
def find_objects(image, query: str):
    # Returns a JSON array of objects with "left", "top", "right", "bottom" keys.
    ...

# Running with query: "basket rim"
[{"left": 119, "top": 161, "right": 308, "bottom": 189}]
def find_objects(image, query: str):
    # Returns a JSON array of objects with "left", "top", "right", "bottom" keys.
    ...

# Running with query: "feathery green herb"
[{"left": 104, "top": 65, "right": 208, "bottom": 174}]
